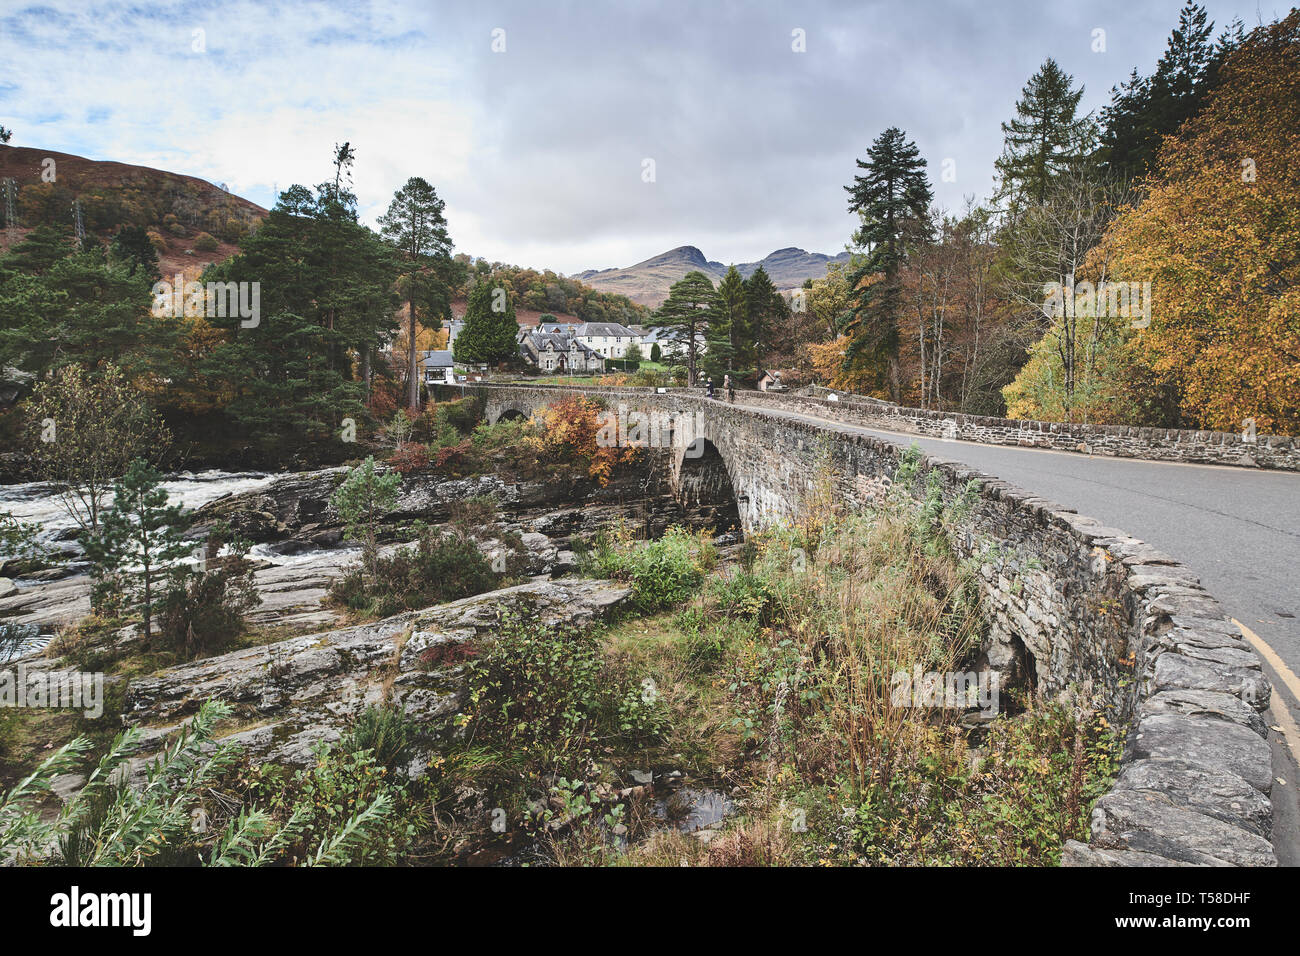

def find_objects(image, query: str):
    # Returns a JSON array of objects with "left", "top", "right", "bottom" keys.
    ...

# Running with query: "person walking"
[
  {"left": 724, "top": 373, "right": 734, "bottom": 403},
  {"left": 705, "top": 377, "right": 715, "bottom": 399}
]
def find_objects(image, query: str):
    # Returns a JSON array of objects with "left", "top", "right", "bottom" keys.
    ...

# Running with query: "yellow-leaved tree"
[{"left": 1099, "top": 11, "right": 1300, "bottom": 433}]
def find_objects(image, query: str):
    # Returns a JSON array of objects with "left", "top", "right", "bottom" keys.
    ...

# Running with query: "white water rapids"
[{"left": 0, "top": 470, "right": 337, "bottom": 658}]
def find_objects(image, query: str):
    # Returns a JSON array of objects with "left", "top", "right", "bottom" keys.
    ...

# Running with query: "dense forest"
[
  {"left": 459, "top": 259, "right": 649, "bottom": 325},
  {"left": 0, "top": 143, "right": 648, "bottom": 469},
  {"left": 787, "top": 4, "right": 1298, "bottom": 433}
]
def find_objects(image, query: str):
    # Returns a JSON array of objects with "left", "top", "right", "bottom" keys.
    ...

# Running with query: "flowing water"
[
  {"left": 1, "top": 470, "right": 286, "bottom": 658},
  {"left": 0, "top": 470, "right": 279, "bottom": 555}
]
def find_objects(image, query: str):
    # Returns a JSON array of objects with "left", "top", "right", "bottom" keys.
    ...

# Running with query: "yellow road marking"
[
  {"left": 1269, "top": 699, "right": 1300, "bottom": 773},
  {"left": 1237, "top": 619, "right": 1300, "bottom": 704},
  {"left": 1234, "top": 618, "right": 1300, "bottom": 767}
]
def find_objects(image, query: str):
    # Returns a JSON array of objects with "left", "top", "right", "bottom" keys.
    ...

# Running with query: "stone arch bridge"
[{"left": 466, "top": 383, "right": 865, "bottom": 532}]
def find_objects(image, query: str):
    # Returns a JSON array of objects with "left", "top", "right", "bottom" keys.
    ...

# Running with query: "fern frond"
[{"left": 304, "top": 792, "right": 394, "bottom": 867}]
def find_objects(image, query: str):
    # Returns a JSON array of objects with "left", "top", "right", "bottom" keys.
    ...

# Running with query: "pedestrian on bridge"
[
  {"left": 705, "top": 377, "right": 715, "bottom": 399},
  {"left": 724, "top": 374, "right": 734, "bottom": 403}
]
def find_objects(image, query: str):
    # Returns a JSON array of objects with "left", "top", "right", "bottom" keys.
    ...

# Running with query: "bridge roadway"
[{"left": 732, "top": 395, "right": 1300, "bottom": 864}]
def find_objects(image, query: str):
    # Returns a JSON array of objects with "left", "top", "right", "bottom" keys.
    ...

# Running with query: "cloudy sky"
[{"left": 0, "top": 0, "right": 1281, "bottom": 274}]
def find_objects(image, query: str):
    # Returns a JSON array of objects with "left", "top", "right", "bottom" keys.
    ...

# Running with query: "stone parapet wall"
[
  {"left": 774, "top": 385, "right": 1300, "bottom": 471},
  {"left": 435, "top": 382, "right": 1278, "bottom": 865}
]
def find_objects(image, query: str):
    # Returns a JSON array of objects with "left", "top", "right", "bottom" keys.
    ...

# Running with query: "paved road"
[{"left": 750, "top": 401, "right": 1300, "bottom": 863}]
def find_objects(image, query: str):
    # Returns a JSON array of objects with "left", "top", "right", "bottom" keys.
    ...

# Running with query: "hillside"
[
  {"left": 573, "top": 244, "right": 853, "bottom": 306},
  {"left": 0, "top": 145, "right": 266, "bottom": 276},
  {"left": 462, "top": 261, "right": 648, "bottom": 325}
]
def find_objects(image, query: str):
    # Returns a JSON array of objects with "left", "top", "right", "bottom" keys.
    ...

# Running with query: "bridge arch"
[
  {"left": 673, "top": 437, "right": 742, "bottom": 534},
  {"left": 492, "top": 407, "right": 529, "bottom": 424}
]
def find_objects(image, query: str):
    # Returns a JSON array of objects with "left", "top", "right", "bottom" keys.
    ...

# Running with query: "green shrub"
[
  {"left": 844, "top": 702, "right": 1121, "bottom": 865},
  {"left": 246, "top": 744, "right": 415, "bottom": 866},
  {"left": 435, "top": 396, "right": 483, "bottom": 435},
  {"left": 331, "top": 456, "right": 401, "bottom": 582},
  {"left": 707, "top": 570, "right": 777, "bottom": 624},
  {"left": 470, "top": 417, "right": 534, "bottom": 454},
  {"left": 329, "top": 526, "right": 498, "bottom": 617},
  {"left": 581, "top": 525, "right": 715, "bottom": 613},
  {"left": 156, "top": 551, "right": 261, "bottom": 659},
  {"left": 341, "top": 705, "right": 417, "bottom": 774},
  {"left": 461, "top": 609, "right": 663, "bottom": 771},
  {"left": 192, "top": 231, "right": 219, "bottom": 252}
]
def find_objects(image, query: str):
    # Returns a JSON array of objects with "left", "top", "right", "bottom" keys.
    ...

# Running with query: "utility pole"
[{"left": 3, "top": 178, "right": 16, "bottom": 246}]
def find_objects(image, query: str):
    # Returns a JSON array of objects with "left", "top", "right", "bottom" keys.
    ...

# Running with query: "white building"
[
  {"left": 573, "top": 322, "right": 641, "bottom": 359},
  {"left": 444, "top": 319, "right": 465, "bottom": 351},
  {"left": 420, "top": 350, "right": 456, "bottom": 385}
]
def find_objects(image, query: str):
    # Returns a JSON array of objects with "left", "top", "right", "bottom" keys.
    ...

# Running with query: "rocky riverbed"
[
  {"left": 1, "top": 452, "right": 733, "bottom": 657},
  {"left": 115, "top": 577, "right": 632, "bottom": 776}
]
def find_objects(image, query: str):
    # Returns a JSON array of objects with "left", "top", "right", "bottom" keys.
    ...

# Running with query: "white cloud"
[{"left": 0, "top": 0, "right": 1271, "bottom": 274}]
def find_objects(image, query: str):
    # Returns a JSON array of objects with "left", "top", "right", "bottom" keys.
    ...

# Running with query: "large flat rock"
[
  {"left": 122, "top": 578, "right": 632, "bottom": 772},
  {"left": 1129, "top": 714, "right": 1273, "bottom": 794}
]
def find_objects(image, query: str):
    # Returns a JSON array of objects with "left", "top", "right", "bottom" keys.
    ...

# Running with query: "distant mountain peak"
[
  {"left": 646, "top": 245, "right": 710, "bottom": 268},
  {"left": 666, "top": 244, "right": 706, "bottom": 258},
  {"left": 573, "top": 244, "right": 852, "bottom": 307}
]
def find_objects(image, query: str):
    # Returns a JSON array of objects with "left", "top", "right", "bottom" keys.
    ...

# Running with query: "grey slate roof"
[
  {"left": 421, "top": 350, "right": 454, "bottom": 368},
  {"left": 524, "top": 332, "right": 602, "bottom": 358},
  {"left": 576, "top": 322, "right": 638, "bottom": 337}
]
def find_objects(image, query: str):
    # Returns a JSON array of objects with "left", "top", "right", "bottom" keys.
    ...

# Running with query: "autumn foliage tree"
[
  {"left": 1097, "top": 11, "right": 1300, "bottom": 433},
  {"left": 530, "top": 395, "right": 637, "bottom": 485}
]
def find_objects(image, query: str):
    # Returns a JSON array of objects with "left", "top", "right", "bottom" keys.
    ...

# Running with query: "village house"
[
  {"left": 421, "top": 350, "right": 456, "bottom": 385},
  {"left": 519, "top": 330, "right": 606, "bottom": 373},
  {"left": 573, "top": 322, "right": 640, "bottom": 359}
]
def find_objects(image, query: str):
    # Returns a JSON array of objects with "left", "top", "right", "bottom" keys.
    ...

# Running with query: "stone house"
[{"left": 519, "top": 331, "right": 606, "bottom": 373}]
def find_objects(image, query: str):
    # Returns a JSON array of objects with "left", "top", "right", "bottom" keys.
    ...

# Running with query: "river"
[{"left": 1, "top": 470, "right": 291, "bottom": 658}]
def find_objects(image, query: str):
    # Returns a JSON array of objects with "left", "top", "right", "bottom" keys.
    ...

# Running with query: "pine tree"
[
  {"left": 703, "top": 265, "right": 744, "bottom": 379},
  {"left": 84, "top": 459, "right": 192, "bottom": 642},
  {"left": 109, "top": 226, "right": 159, "bottom": 280},
  {"left": 649, "top": 271, "right": 717, "bottom": 385},
  {"left": 741, "top": 265, "right": 784, "bottom": 375},
  {"left": 379, "top": 177, "right": 453, "bottom": 410},
  {"left": 202, "top": 172, "right": 398, "bottom": 454},
  {"left": 453, "top": 280, "right": 518, "bottom": 366},
  {"left": 994, "top": 60, "right": 1096, "bottom": 209},
  {"left": 1098, "top": 3, "right": 1242, "bottom": 179},
  {"left": 843, "top": 127, "right": 933, "bottom": 401},
  {"left": 331, "top": 456, "right": 401, "bottom": 586}
]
